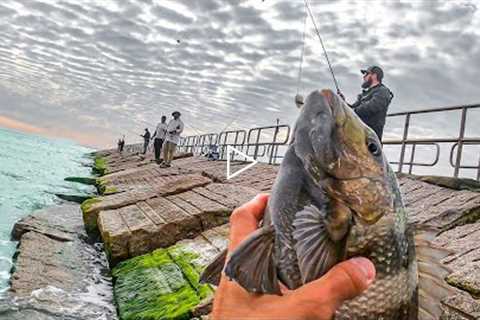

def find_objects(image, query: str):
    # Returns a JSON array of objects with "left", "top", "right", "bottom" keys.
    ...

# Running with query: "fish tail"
[
  {"left": 414, "top": 227, "right": 455, "bottom": 320},
  {"left": 200, "top": 249, "right": 227, "bottom": 286}
]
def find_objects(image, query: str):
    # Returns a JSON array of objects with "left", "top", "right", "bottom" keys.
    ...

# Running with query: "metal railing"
[
  {"left": 383, "top": 103, "right": 480, "bottom": 180},
  {"left": 177, "top": 123, "right": 292, "bottom": 164},
  {"left": 124, "top": 103, "right": 480, "bottom": 180}
]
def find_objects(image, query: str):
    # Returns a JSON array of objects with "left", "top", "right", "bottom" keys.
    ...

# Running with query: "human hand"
[{"left": 211, "top": 194, "right": 376, "bottom": 320}]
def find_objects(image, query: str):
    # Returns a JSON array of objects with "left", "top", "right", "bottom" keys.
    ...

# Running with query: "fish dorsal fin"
[
  {"left": 293, "top": 205, "right": 339, "bottom": 284},
  {"left": 200, "top": 249, "right": 227, "bottom": 286},
  {"left": 414, "top": 227, "right": 454, "bottom": 320},
  {"left": 224, "top": 225, "right": 281, "bottom": 295}
]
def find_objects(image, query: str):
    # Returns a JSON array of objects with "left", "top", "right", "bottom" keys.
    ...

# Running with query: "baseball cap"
[{"left": 361, "top": 66, "right": 384, "bottom": 81}]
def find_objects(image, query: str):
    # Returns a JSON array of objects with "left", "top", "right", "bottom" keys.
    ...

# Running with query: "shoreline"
[
  {"left": 4, "top": 147, "right": 480, "bottom": 319},
  {"left": 0, "top": 150, "right": 117, "bottom": 319}
]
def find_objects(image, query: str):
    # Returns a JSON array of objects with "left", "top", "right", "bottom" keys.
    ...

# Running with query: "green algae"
[
  {"left": 80, "top": 197, "right": 101, "bottom": 233},
  {"left": 113, "top": 247, "right": 214, "bottom": 320},
  {"left": 80, "top": 197, "right": 101, "bottom": 214},
  {"left": 103, "top": 187, "right": 118, "bottom": 195},
  {"left": 95, "top": 178, "right": 118, "bottom": 195},
  {"left": 93, "top": 156, "right": 107, "bottom": 175},
  {"left": 167, "top": 246, "right": 212, "bottom": 299}
]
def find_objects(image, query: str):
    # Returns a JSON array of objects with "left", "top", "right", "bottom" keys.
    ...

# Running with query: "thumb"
[
  {"left": 321, "top": 257, "right": 375, "bottom": 304},
  {"left": 297, "top": 257, "right": 375, "bottom": 310}
]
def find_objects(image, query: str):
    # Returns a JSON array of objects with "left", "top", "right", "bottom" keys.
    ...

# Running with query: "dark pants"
[
  {"left": 142, "top": 141, "right": 149, "bottom": 154},
  {"left": 154, "top": 138, "right": 164, "bottom": 161}
]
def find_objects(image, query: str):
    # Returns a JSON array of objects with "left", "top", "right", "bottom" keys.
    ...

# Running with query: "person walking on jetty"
[
  {"left": 140, "top": 128, "right": 151, "bottom": 154},
  {"left": 339, "top": 65, "right": 393, "bottom": 140},
  {"left": 152, "top": 116, "right": 167, "bottom": 163},
  {"left": 160, "top": 111, "right": 184, "bottom": 168}
]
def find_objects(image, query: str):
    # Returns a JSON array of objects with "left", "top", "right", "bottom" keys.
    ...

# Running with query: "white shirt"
[
  {"left": 152, "top": 122, "right": 167, "bottom": 140},
  {"left": 165, "top": 118, "right": 184, "bottom": 144}
]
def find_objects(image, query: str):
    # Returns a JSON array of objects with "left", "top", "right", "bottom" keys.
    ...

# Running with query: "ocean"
[{"left": 0, "top": 127, "right": 94, "bottom": 292}]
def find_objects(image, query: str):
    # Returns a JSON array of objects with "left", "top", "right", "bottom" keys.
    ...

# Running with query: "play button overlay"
[{"left": 226, "top": 145, "right": 258, "bottom": 180}]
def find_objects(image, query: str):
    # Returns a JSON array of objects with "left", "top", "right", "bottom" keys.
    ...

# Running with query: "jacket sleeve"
[{"left": 353, "top": 90, "right": 391, "bottom": 119}]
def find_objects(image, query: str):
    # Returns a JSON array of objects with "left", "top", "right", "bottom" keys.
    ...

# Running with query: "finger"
[
  {"left": 228, "top": 193, "right": 269, "bottom": 250},
  {"left": 297, "top": 257, "right": 375, "bottom": 308}
]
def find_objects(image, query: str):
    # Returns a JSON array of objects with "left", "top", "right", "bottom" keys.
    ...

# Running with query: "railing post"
[
  {"left": 477, "top": 156, "right": 480, "bottom": 181},
  {"left": 269, "top": 119, "right": 280, "bottom": 164},
  {"left": 398, "top": 114, "right": 411, "bottom": 173},
  {"left": 454, "top": 107, "right": 468, "bottom": 177},
  {"left": 253, "top": 129, "right": 261, "bottom": 160},
  {"left": 408, "top": 143, "right": 416, "bottom": 174}
]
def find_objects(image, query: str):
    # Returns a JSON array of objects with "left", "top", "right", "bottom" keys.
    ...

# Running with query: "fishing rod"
[{"left": 303, "top": 0, "right": 341, "bottom": 94}]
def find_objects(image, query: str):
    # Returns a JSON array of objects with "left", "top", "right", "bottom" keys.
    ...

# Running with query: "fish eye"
[{"left": 367, "top": 141, "right": 381, "bottom": 156}]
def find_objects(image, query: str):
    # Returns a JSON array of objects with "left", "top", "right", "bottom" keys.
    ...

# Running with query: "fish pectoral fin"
[
  {"left": 293, "top": 205, "right": 340, "bottom": 284},
  {"left": 200, "top": 249, "right": 227, "bottom": 286},
  {"left": 414, "top": 226, "right": 455, "bottom": 320},
  {"left": 224, "top": 225, "right": 281, "bottom": 295}
]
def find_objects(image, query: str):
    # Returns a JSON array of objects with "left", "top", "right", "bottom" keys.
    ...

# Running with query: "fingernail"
[
  {"left": 253, "top": 193, "right": 268, "bottom": 201},
  {"left": 350, "top": 257, "right": 376, "bottom": 286}
]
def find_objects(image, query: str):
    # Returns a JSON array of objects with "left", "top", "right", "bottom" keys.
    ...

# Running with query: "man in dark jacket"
[
  {"left": 340, "top": 66, "right": 393, "bottom": 140},
  {"left": 140, "top": 128, "right": 151, "bottom": 154}
]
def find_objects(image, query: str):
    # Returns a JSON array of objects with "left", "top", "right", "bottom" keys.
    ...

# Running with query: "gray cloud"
[{"left": 0, "top": 0, "right": 478, "bottom": 151}]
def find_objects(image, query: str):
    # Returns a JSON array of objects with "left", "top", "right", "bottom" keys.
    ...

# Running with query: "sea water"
[{"left": 0, "top": 126, "right": 94, "bottom": 292}]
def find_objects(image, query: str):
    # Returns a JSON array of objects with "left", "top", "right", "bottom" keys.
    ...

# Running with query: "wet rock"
[
  {"left": 64, "top": 176, "right": 97, "bottom": 185},
  {"left": 4, "top": 204, "right": 117, "bottom": 320},
  {"left": 12, "top": 205, "right": 82, "bottom": 241},
  {"left": 11, "top": 231, "right": 80, "bottom": 295},
  {"left": 55, "top": 193, "right": 91, "bottom": 204}
]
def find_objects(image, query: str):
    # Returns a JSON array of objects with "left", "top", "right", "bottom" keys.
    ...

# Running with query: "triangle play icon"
[{"left": 226, "top": 145, "right": 259, "bottom": 180}]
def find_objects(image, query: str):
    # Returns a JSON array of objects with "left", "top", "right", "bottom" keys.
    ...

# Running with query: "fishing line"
[
  {"left": 303, "top": 0, "right": 341, "bottom": 94},
  {"left": 219, "top": 114, "right": 241, "bottom": 134}
]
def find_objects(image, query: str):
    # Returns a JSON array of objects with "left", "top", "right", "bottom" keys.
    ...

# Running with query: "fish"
[{"left": 201, "top": 89, "right": 452, "bottom": 319}]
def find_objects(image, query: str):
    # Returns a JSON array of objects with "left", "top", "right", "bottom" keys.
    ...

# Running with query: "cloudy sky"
[{"left": 0, "top": 0, "right": 479, "bottom": 148}]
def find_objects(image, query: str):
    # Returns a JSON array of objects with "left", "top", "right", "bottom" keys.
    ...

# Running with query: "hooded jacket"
[{"left": 350, "top": 83, "right": 394, "bottom": 140}]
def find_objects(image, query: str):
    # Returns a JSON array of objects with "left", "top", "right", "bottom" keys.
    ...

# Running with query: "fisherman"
[
  {"left": 151, "top": 116, "right": 167, "bottom": 163},
  {"left": 119, "top": 135, "right": 125, "bottom": 153},
  {"left": 140, "top": 128, "right": 151, "bottom": 154},
  {"left": 211, "top": 194, "right": 376, "bottom": 320},
  {"left": 160, "top": 111, "right": 184, "bottom": 168},
  {"left": 339, "top": 66, "right": 393, "bottom": 140}
]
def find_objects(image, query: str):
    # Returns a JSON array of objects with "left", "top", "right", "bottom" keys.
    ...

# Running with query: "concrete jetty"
[{"left": 7, "top": 147, "right": 480, "bottom": 319}]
